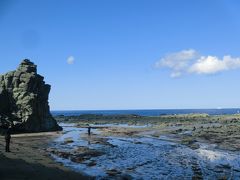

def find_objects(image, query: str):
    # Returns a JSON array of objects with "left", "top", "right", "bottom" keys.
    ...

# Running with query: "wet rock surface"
[
  {"left": 0, "top": 59, "right": 61, "bottom": 132},
  {"left": 50, "top": 123, "right": 240, "bottom": 179}
]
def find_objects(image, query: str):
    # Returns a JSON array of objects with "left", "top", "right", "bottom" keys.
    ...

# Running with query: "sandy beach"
[{"left": 0, "top": 131, "right": 91, "bottom": 180}]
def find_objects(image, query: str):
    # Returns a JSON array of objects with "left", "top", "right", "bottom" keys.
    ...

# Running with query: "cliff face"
[{"left": 0, "top": 59, "right": 62, "bottom": 132}]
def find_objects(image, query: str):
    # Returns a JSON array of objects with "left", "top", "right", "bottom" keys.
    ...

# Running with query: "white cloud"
[
  {"left": 67, "top": 56, "right": 75, "bottom": 65},
  {"left": 155, "top": 50, "right": 240, "bottom": 77},
  {"left": 155, "top": 49, "right": 199, "bottom": 77},
  {"left": 189, "top": 55, "right": 240, "bottom": 74}
]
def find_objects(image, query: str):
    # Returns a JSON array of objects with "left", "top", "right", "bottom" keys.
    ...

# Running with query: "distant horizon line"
[{"left": 50, "top": 107, "right": 240, "bottom": 111}]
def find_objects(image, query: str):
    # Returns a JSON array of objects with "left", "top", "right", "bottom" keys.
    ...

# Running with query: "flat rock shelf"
[{"left": 49, "top": 123, "right": 240, "bottom": 179}]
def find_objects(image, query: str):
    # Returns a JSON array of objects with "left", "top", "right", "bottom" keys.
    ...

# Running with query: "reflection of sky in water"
[
  {"left": 55, "top": 123, "right": 110, "bottom": 151},
  {"left": 52, "top": 123, "right": 240, "bottom": 179}
]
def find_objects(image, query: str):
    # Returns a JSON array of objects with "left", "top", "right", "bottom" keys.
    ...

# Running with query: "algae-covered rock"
[{"left": 0, "top": 59, "right": 62, "bottom": 132}]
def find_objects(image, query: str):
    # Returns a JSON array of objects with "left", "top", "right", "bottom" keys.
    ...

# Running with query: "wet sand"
[{"left": 0, "top": 131, "right": 91, "bottom": 180}]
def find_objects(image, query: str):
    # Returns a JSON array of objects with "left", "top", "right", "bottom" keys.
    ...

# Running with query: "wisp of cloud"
[{"left": 67, "top": 56, "right": 75, "bottom": 65}]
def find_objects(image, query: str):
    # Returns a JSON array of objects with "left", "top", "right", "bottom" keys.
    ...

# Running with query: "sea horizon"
[{"left": 51, "top": 108, "right": 240, "bottom": 116}]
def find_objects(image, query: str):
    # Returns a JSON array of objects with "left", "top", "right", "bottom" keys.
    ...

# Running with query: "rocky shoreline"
[
  {"left": 55, "top": 113, "right": 240, "bottom": 152},
  {"left": 49, "top": 114, "right": 240, "bottom": 179},
  {"left": 1, "top": 113, "right": 240, "bottom": 179}
]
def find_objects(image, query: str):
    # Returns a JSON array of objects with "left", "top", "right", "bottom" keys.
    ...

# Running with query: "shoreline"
[
  {"left": 1, "top": 113, "right": 240, "bottom": 179},
  {"left": 0, "top": 131, "right": 91, "bottom": 180},
  {"left": 48, "top": 121, "right": 240, "bottom": 179},
  {"left": 55, "top": 113, "right": 240, "bottom": 152}
]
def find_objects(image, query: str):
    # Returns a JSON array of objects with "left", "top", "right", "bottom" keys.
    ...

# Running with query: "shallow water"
[{"left": 51, "top": 123, "right": 240, "bottom": 179}]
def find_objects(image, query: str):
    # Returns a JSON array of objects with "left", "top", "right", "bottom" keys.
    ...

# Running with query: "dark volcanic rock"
[{"left": 0, "top": 59, "right": 62, "bottom": 132}]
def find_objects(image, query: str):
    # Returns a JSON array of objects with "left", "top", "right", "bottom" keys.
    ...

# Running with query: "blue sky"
[{"left": 1, "top": 0, "right": 240, "bottom": 110}]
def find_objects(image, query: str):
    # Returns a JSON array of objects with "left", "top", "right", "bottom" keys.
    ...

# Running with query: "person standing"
[
  {"left": 5, "top": 128, "right": 11, "bottom": 152},
  {"left": 88, "top": 126, "right": 91, "bottom": 136}
]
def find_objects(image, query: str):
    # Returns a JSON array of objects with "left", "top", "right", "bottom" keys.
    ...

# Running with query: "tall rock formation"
[{"left": 0, "top": 59, "right": 62, "bottom": 132}]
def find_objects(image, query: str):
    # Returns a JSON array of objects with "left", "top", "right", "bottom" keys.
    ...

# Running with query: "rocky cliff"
[{"left": 0, "top": 59, "right": 62, "bottom": 132}]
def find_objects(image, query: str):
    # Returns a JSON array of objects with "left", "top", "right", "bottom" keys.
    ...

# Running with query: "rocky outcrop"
[{"left": 0, "top": 59, "right": 62, "bottom": 132}]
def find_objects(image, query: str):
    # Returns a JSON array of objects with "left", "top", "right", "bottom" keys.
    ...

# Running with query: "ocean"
[{"left": 51, "top": 108, "right": 240, "bottom": 116}]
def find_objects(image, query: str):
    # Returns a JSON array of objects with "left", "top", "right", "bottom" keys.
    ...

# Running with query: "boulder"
[{"left": 0, "top": 59, "right": 62, "bottom": 132}]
